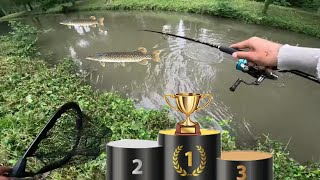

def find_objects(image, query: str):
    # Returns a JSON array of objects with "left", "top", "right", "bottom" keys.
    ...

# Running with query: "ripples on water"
[{"left": 53, "top": 16, "right": 235, "bottom": 126}]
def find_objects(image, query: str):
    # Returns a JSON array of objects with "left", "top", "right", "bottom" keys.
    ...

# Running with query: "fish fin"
[
  {"left": 152, "top": 49, "right": 163, "bottom": 62},
  {"left": 136, "top": 47, "right": 147, "bottom": 54},
  {"left": 120, "top": 62, "right": 126, "bottom": 67},
  {"left": 68, "top": 25, "right": 72, "bottom": 29},
  {"left": 100, "top": 62, "right": 106, "bottom": 67},
  {"left": 138, "top": 59, "right": 148, "bottom": 65},
  {"left": 90, "top": 16, "right": 96, "bottom": 20},
  {"left": 153, "top": 43, "right": 159, "bottom": 49},
  {"left": 98, "top": 17, "right": 104, "bottom": 26},
  {"left": 91, "top": 24, "right": 97, "bottom": 28}
]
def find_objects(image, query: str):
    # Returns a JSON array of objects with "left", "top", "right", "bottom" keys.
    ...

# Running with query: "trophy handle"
[
  {"left": 196, "top": 94, "right": 213, "bottom": 111},
  {"left": 164, "top": 94, "right": 178, "bottom": 111}
]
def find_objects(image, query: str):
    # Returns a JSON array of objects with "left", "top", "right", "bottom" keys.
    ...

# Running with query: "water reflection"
[
  {"left": 59, "top": 16, "right": 108, "bottom": 35},
  {"left": 77, "top": 39, "right": 90, "bottom": 48}
]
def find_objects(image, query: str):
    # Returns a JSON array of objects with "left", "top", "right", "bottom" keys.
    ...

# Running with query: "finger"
[
  {"left": 0, "top": 167, "right": 11, "bottom": 175},
  {"left": 0, "top": 176, "right": 9, "bottom": 180},
  {"left": 230, "top": 39, "right": 251, "bottom": 49},
  {"left": 232, "top": 51, "right": 257, "bottom": 62}
]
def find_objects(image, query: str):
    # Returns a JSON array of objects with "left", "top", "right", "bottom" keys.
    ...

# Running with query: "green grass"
[
  {"left": 0, "top": 21, "right": 319, "bottom": 179},
  {"left": 1, "top": 0, "right": 319, "bottom": 37}
]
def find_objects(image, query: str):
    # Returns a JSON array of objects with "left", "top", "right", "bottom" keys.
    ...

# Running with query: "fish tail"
[
  {"left": 98, "top": 17, "right": 104, "bottom": 26},
  {"left": 152, "top": 49, "right": 163, "bottom": 62}
]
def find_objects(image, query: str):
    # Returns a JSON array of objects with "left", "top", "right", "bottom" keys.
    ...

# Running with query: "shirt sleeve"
[{"left": 277, "top": 44, "right": 320, "bottom": 80}]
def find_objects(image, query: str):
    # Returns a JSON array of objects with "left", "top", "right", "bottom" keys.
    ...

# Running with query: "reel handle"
[{"left": 230, "top": 79, "right": 242, "bottom": 92}]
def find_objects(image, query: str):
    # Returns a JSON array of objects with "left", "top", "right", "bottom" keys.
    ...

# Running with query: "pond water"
[
  {"left": 0, "top": 21, "right": 11, "bottom": 35},
  {"left": 5, "top": 11, "right": 320, "bottom": 162}
]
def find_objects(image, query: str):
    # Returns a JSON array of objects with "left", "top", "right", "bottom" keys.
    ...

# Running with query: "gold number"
[
  {"left": 237, "top": 165, "right": 247, "bottom": 180},
  {"left": 185, "top": 151, "right": 193, "bottom": 167}
]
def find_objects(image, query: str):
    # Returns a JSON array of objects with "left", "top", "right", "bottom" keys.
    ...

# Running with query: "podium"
[{"left": 107, "top": 130, "right": 273, "bottom": 180}]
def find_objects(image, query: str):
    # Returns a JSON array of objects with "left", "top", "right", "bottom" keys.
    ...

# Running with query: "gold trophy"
[{"left": 164, "top": 93, "right": 213, "bottom": 136}]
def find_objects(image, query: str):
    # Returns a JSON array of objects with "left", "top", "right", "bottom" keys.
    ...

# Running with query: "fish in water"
[
  {"left": 86, "top": 47, "right": 163, "bottom": 67},
  {"left": 59, "top": 16, "right": 104, "bottom": 28}
]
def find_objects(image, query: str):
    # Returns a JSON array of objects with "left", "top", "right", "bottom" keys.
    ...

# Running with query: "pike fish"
[
  {"left": 59, "top": 16, "right": 104, "bottom": 28},
  {"left": 86, "top": 47, "right": 162, "bottom": 67}
]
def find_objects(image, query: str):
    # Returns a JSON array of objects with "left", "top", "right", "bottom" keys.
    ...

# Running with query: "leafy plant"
[{"left": 0, "top": 21, "right": 38, "bottom": 57}]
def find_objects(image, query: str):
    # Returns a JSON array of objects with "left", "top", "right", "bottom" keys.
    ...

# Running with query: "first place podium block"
[
  {"left": 106, "top": 139, "right": 163, "bottom": 180},
  {"left": 158, "top": 129, "right": 221, "bottom": 180}
]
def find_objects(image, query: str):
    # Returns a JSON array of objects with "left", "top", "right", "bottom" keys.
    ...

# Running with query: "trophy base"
[{"left": 175, "top": 122, "right": 201, "bottom": 136}]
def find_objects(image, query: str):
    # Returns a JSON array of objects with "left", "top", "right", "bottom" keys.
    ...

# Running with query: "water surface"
[{"left": 15, "top": 11, "right": 320, "bottom": 162}]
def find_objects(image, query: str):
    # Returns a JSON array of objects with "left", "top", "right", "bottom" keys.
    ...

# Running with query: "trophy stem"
[{"left": 181, "top": 116, "right": 196, "bottom": 126}]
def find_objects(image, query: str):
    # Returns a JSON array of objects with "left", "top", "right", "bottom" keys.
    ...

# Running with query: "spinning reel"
[{"left": 230, "top": 59, "right": 278, "bottom": 91}]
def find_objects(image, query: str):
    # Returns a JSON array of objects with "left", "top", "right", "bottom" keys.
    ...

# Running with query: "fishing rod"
[{"left": 142, "top": 30, "right": 320, "bottom": 91}]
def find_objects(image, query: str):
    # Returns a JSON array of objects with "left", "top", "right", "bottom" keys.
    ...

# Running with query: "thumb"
[{"left": 232, "top": 51, "right": 257, "bottom": 62}]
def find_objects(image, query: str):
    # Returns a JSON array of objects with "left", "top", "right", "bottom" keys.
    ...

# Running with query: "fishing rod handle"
[{"left": 218, "top": 46, "right": 239, "bottom": 55}]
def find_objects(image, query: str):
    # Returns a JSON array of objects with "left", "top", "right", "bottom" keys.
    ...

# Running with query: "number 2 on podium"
[
  {"left": 237, "top": 165, "right": 247, "bottom": 180},
  {"left": 132, "top": 159, "right": 143, "bottom": 175}
]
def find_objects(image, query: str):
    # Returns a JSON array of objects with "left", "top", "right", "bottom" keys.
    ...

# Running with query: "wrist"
[{"left": 277, "top": 45, "right": 320, "bottom": 77}]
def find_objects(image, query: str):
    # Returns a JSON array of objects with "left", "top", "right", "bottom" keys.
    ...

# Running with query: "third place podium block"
[{"left": 217, "top": 150, "right": 273, "bottom": 180}]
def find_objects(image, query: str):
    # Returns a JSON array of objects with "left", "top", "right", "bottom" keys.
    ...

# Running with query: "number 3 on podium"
[
  {"left": 132, "top": 159, "right": 143, "bottom": 175},
  {"left": 237, "top": 165, "right": 247, "bottom": 180}
]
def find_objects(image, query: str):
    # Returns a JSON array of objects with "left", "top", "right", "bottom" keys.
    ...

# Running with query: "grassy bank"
[
  {"left": 1, "top": 0, "right": 320, "bottom": 38},
  {"left": 0, "top": 22, "right": 320, "bottom": 179}
]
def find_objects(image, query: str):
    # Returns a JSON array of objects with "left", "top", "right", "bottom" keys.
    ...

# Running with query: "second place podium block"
[{"left": 106, "top": 139, "right": 163, "bottom": 180}]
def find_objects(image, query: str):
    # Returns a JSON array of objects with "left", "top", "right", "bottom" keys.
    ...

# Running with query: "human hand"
[
  {"left": 0, "top": 166, "right": 11, "bottom": 180},
  {"left": 230, "top": 37, "right": 283, "bottom": 67}
]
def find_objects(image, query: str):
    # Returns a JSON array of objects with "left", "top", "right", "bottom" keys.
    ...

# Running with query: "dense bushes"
[
  {"left": 0, "top": 22, "right": 38, "bottom": 57},
  {"left": 254, "top": 0, "right": 320, "bottom": 10}
]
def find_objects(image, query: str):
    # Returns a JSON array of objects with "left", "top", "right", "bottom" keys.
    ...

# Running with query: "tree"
[
  {"left": 262, "top": 0, "right": 273, "bottom": 15},
  {"left": 0, "top": 0, "right": 12, "bottom": 15},
  {"left": 11, "top": 0, "right": 34, "bottom": 12}
]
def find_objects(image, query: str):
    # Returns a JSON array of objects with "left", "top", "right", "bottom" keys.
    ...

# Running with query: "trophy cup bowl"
[{"left": 164, "top": 93, "right": 213, "bottom": 136}]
